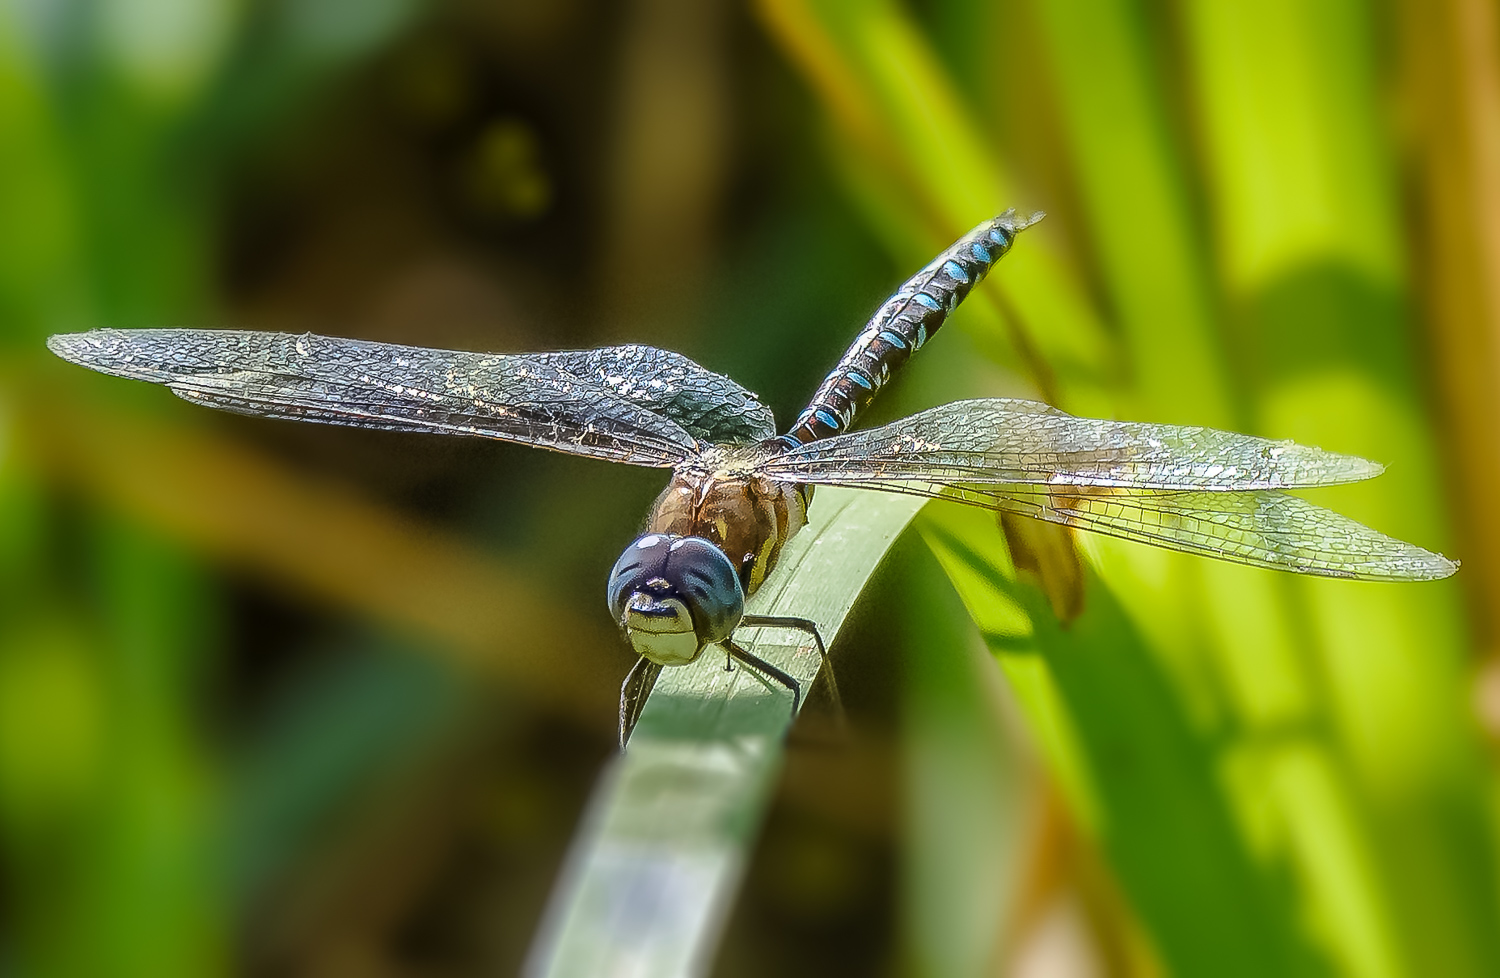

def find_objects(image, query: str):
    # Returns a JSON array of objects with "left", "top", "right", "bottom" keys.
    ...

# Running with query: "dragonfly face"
[{"left": 607, "top": 533, "right": 745, "bottom": 666}]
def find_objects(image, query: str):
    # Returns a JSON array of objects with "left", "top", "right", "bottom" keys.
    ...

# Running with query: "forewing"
[
  {"left": 48, "top": 329, "right": 701, "bottom": 466},
  {"left": 763, "top": 398, "right": 1384, "bottom": 490},
  {"left": 832, "top": 479, "right": 1457, "bottom": 581},
  {"left": 526, "top": 345, "right": 776, "bottom": 443}
]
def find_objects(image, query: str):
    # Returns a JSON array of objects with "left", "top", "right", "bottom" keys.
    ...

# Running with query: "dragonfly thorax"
[
  {"left": 645, "top": 459, "right": 810, "bottom": 597},
  {"left": 607, "top": 534, "right": 744, "bottom": 666}
]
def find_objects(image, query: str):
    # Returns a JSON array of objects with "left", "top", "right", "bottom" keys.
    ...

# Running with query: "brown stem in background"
[
  {"left": 1402, "top": 0, "right": 1500, "bottom": 670},
  {"left": 601, "top": 0, "right": 732, "bottom": 341}
]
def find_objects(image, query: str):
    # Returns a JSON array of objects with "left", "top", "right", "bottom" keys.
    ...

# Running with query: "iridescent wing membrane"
[
  {"left": 48, "top": 328, "right": 1455, "bottom": 581},
  {"left": 47, "top": 329, "right": 776, "bottom": 465},
  {"left": 760, "top": 399, "right": 1456, "bottom": 581}
]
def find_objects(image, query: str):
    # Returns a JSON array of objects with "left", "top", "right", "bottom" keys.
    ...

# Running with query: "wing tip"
[
  {"left": 46, "top": 330, "right": 100, "bottom": 366},
  {"left": 1374, "top": 548, "right": 1460, "bottom": 581},
  {"left": 1429, "top": 552, "right": 1461, "bottom": 579},
  {"left": 49, "top": 327, "right": 139, "bottom": 364},
  {"left": 51, "top": 328, "right": 206, "bottom": 387},
  {"left": 1301, "top": 446, "right": 1383, "bottom": 485}
]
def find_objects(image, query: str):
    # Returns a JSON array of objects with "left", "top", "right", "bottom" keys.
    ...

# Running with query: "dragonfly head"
[{"left": 607, "top": 534, "right": 744, "bottom": 666}]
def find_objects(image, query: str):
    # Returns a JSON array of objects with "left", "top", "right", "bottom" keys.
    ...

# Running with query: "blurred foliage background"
[{"left": 1, "top": 0, "right": 1498, "bottom": 975}]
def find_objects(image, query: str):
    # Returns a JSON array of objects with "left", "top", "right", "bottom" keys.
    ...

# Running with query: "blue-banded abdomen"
[{"left": 782, "top": 209, "right": 1043, "bottom": 446}]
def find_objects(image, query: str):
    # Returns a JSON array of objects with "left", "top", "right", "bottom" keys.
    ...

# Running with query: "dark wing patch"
[
  {"left": 527, "top": 345, "right": 775, "bottom": 443},
  {"left": 48, "top": 329, "right": 700, "bottom": 467}
]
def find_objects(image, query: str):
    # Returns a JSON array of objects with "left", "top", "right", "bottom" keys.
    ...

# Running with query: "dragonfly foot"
[
  {"left": 738, "top": 614, "right": 845, "bottom": 733},
  {"left": 618, "top": 656, "right": 663, "bottom": 750},
  {"left": 725, "top": 638, "right": 802, "bottom": 725}
]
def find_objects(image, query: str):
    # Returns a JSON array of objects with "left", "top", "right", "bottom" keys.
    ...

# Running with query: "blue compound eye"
[
  {"left": 607, "top": 533, "right": 669, "bottom": 621},
  {"left": 607, "top": 534, "right": 745, "bottom": 666},
  {"left": 661, "top": 536, "right": 744, "bottom": 644}
]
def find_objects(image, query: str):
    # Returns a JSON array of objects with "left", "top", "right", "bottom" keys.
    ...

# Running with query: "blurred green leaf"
[
  {"left": 227, "top": 639, "right": 469, "bottom": 905},
  {"left": 760, "top": 2, "right": 1500, "bottom": 977},
  {"left": 0, "top": 1, "right": 426, "bottom": 973},
  {"left": 921, "top": 502, "right": 1332, "bottom": 977},
  {"left": 899, "top": 536, "right": 1029, "bottom": 977}
]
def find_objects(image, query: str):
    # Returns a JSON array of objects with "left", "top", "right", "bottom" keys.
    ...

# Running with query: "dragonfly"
[{"left": 47, "top": 209, "right": 1457, "bottom": 745}]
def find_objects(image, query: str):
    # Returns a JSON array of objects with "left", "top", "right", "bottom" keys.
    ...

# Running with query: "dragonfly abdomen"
[{"left": 782, "top": 209, "right": 1043, "bottom": 446}]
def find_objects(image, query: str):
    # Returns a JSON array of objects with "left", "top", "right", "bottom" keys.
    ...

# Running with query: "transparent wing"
[
  {"left": 830, "top": 479, "right": 1457, "bottom": 581},
  {"left": 48, "top": 329, "right": 702, "bottom": 467},
  {"left": 763, "top": 398, "right": 1384, "bottom": 490},
  {"left": 527, "top": 345, "right": 775, "bottom": 443}
]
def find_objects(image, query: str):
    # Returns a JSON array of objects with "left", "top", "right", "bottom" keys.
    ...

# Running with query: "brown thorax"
[{"left": 645, "top": 445, "right": 809, "bottom": 596}]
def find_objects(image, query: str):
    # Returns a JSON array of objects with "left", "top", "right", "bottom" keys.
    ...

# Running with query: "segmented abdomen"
[{"left": 782, "top": 209, "right": 1043, "bottom": 446}]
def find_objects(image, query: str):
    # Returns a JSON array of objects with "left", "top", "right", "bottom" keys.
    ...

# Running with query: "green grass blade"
[
  {"left": 526, "top": 487, "right": 925, "bottom": 977},
  {"left": 899, "top": 538, "right": 1031, "bottom": 977},
  {"left": 1031, "top": 0, "right": 1233, "bottom": 424},
  {"left": 1182, "top": 5, "right": 1497, "bottom": 974},
  {"left": 919, "top": 503, "right": 1327, "bottom": 976}
]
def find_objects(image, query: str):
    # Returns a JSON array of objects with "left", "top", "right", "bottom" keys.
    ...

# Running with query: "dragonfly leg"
[
  {"left": 725, "top": 638, "right": 802, "bottom": 723},
  {"left": 618, "top": 656, "right": 663, "bottom": 750},
  {"left": 738, "top": 614, "right": 845, "bottom": 729}
]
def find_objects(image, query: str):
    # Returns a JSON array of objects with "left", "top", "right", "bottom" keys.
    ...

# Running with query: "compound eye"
[
  {"left": 663, "top": 536, "right": 744, "bottom": 645},
  {"left": 607, "top": 533, "right": 672, "bottom": 620},
  {"left": 606, "top": 534, "right": 744, "bottom": 662}
]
